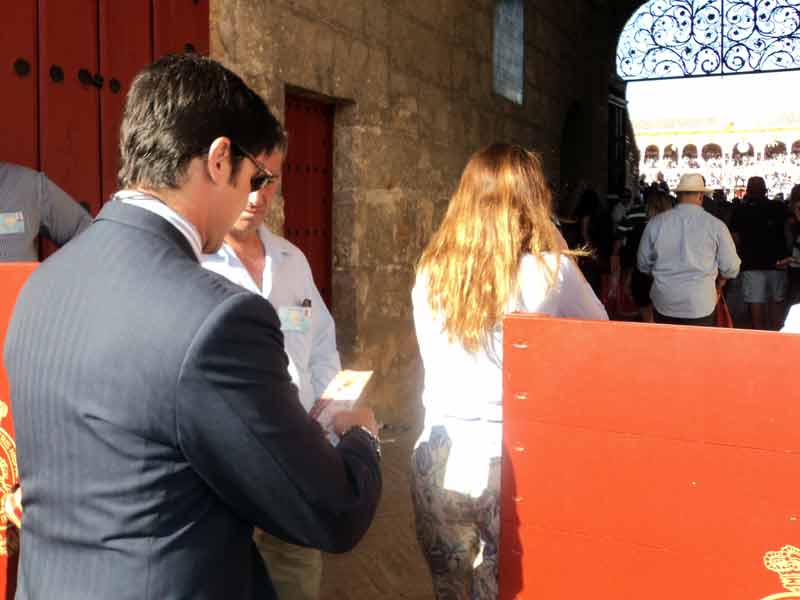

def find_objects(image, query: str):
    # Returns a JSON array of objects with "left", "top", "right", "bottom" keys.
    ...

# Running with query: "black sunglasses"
[{"left": 232, "top": 143, "right": 279, "bottom": 192}]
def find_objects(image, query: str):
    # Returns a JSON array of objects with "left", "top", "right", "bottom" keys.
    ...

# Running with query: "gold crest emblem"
[{"left": 762, "top": 545, "right": 800, "bottom": 599}]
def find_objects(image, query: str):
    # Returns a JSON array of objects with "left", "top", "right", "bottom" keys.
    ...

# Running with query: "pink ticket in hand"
[{"left": 312, "top": 370, "right": 373, "bottom": 433}]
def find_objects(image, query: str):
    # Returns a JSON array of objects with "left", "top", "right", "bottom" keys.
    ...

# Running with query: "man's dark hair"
[
  {"left": 118, "top": 54, "right": 286, "bottom": 190},
  {"left": 745, "top": 176, "right": 767, "bottom": 200}
]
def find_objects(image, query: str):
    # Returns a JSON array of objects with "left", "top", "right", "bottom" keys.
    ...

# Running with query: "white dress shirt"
[
  {"left": 202, "top": 225, "right": 341, "bottom": 412},
  {"left": 638, "top": 203, "right": 740, "bottom": 319},
  {"left": 116, "top": 191, "right": 203, "bottom": 261},
  {"left": 412, "top": 253, "right": 608, "bottom": 497}
]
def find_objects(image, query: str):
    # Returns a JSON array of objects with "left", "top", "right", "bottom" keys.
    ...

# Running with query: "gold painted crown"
[{"left": 764, "top": 545, "right": 800, "bottom": 592}]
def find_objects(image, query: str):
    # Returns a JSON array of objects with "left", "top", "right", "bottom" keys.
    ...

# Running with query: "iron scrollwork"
[{"left": 617, "top": 0, "right": 800, "bottom": 80}]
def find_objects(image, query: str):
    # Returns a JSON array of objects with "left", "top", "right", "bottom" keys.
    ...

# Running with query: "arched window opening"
[
  {"left": 702, "top": 143, "right": 723, "bottom": 160},
  {"left": 764, "top": 141, "right": 787, "bottom": 159},
  {"left": 732, "top": 141, "right": 755, "bottom": 165},
  {"left": 682, "top": 144, "right": 700, "bottom": 167},
  {"left": 663, "top": 144, "right": 679, "bottom": 165},
  {"left": 644, "top": 144, "right": 660, "bottom": 164},
  {"left": 617, "top": 0, "right": 800, "bottom": 81}
]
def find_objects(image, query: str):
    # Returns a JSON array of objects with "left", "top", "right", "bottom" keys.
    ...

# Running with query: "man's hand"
[{"left": 332, "top": 408, "right": 379, "bottom": 438}]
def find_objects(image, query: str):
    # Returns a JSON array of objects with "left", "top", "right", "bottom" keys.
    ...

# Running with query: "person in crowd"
[
  {"left": 731, "top": 176, "right": 789, "bottom": 330},
  {"left": 3, "top": 54, "right": 381, "bottom": 600},
  {"left": 652, "top": 171, "right": 670, "bottom": 193},
  {"left": 410, "top": 143, "right": 607, "bottom": 600},
  {"left": 703, "top": 188, "right": 733, "bottom": 227},
  {"left": 202, "top": 136, "right": 341, "bottom": 600},
  {"left": 0, "top": 161, "right": 92, "bottom": 261},
  {"left": 610, "top": 188, "right": 644, "bottom": 317},
  {"left": 574, "top": 187, "right": 612, "bottom": 295},
  {"left": 778, "top": 186, "right": 800, "bottom": 309},
  {"left": 638, "top": 173, "right": 740, "bottom": 326},
  {"left": 610, "top": 188, "right": 633, "bottom": 234},
  {"left": 614, "top": 189, "right": 671, "bottom": 322}
]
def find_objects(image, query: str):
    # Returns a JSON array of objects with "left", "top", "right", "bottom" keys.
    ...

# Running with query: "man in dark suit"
[{"left": 3, "top": 54, "right": 382, "bottom": 600}]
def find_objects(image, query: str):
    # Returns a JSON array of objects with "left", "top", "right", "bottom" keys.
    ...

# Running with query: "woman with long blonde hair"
[{"left": 410, "top": 143, "right": 607, "bottom": 599}]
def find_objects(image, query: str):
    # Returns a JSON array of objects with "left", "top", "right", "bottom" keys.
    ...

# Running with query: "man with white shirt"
[
  {"left": 638, "top": 173, "right": 740, "bottom": 326},
  {"left": 202, "top": 142, "right": 341, "bottom": 600}
]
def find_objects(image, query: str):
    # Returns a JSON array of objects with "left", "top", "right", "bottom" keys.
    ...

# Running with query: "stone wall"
[{"left": 211, "top": 0, "right": 619, "bottom": 426}]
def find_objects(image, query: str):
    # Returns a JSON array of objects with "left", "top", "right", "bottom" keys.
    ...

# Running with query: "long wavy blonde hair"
[{"left": 418, "top": 143, "right": 576, "bottom": 353}]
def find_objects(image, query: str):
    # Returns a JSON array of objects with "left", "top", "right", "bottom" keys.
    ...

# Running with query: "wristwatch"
[{"left": 343, "top": 425, "right": 382, "bottom": 461}]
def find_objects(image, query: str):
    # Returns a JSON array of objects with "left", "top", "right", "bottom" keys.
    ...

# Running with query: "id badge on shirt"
[
  {"left": 0, "top": 212, "right": 24, "bottom": 235},
  {"left": 278, "top": 306, "right": 312, "bottom": 334}
]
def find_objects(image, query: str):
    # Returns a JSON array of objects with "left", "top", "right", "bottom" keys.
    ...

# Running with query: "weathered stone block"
[
  {"left": 274, "top": 12, "right": 335, "bottom": 95},
  {"left": 360, "top": 189, "right": 413, "bottom": 268},
  {"left": 332, "top": 192, "right": 359, "bottom": 269},
  {"left": 364, "top": 0, "right": 389, "bottom": 44},
  {"left": 387, "top": 96, "right": 420, "bottom": 139},
  {"left": 451, "top": 2, "right": 475, "bottom": 44},
  {"left": 333, "top": 33, "right": 371, "bottom": 99},
  {"left": 325, "top": 0, "right": 364, "bottom": 34}
]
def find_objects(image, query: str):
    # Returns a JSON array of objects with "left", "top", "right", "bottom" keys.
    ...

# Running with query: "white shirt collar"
[{"left": 115, "top": 191, "right": 203, "bottom": 261}]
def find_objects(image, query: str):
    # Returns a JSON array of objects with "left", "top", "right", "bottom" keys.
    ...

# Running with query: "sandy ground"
[{"left": 320, "top": 426, "right": 434, "bottom": 600}]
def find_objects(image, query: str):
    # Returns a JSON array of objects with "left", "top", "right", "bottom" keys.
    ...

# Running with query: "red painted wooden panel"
[
  {"left": 152, "top": 0, "right": 210, "bottom": 58},
  {"left": 501, "top": 314, "right": 800, "bottom": 600},
  {"left": 99, "top": 0, "right": 153, "bottom": 205},
  {"left": 283, "top": 95, "right": 334, "bottom": 306},
  {"left": 0, "top": 2, "right": 38, "bottom": 168},
  {"left": 0, "top": 263, "right": 37, "bottom": 600},
  {"left": 38, "top": 0, "right": 100, "bottom": 216}
]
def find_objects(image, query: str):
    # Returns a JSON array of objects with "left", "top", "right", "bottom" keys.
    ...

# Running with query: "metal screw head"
[
  {"left": 13, "top": 58, "right": 31, "bottom": 77},
  {"left": 49, "top": 65, "right": 64, "bottom": 83}
]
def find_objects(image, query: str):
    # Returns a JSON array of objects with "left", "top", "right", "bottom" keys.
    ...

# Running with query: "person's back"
[
  {"left": 732, "top": 196, "right": 786, "bottom": 271},
  {"left": 638, "top": 174, "right": 740, "bottom": 325},
  {"left": 410, "top": 144, "right": 606, "bottom": 600},
  {"left": 8, "top": 207, "right": 269, "bottom": 599}
]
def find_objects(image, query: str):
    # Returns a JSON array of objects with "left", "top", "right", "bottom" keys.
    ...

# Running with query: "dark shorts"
[{"left": 631, "top": 268, "right": 653, "bottom": 308}]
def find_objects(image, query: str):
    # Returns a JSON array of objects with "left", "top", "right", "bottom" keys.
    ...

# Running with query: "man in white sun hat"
[{"left": 638, "top": 173, "right": 741, "bottom": 326}]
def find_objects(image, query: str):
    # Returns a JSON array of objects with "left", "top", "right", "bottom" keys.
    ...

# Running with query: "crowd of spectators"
[{"left": 567, "top": 175, "right": 800, "bottom": 331}]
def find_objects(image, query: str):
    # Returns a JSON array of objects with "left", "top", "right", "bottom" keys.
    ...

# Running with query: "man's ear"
[{"left": 206, "top": 137, "right": 233, "bottom": 186}]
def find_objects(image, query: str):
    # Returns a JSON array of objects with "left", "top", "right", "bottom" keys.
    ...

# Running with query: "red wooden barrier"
[
  {"left": 0, "top": 263, "right": 37, "bottom": 600},
  {"left": 501, "top": 314, "right": 800, "bottom": 600}
]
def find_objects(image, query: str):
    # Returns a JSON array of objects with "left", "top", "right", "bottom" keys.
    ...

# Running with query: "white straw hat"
[{"left": 674, "top": 173, "right": 712, "bottom": 193}]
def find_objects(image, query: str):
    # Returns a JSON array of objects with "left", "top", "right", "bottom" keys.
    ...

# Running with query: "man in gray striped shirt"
[
  {"left": 0, "top": 162, "right": 91, "bottom": 262},
  {"left": 638, "top": 173, "right": 741, "bottom": 326}
]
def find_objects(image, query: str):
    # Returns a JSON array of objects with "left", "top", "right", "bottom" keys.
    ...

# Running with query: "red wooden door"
[
  {"left": 99, "top": 0, "right": 152, "bottom": 205},
  {"left": 38, "top": 0, "right": 101, "bottom": 216},
  {"left": 283, "top": 95, "right": 334, "bottom": 306},
  {"left": 0, "top": 2, "right": 38, "bottom": 168},
  {"left": 152, "top": 0, "right": 210, "bottom": 58}
]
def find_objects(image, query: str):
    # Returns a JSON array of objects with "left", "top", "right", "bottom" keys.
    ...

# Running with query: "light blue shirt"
[
  {"left": 0, "top": 162, "right": 92, "bottom": 261},
  {"left": 638, "top": 203, "right": 740, "bottom": 319},
  {"left": 202, "top": 226, "right": 341, "bottom": 412}
]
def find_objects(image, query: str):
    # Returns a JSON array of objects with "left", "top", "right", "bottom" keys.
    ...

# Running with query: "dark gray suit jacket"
[{"left": 3, "top": 201, "right": 381, "bottom": 599}]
